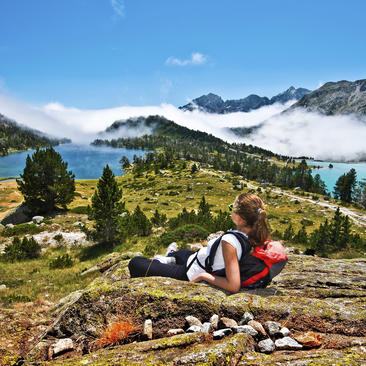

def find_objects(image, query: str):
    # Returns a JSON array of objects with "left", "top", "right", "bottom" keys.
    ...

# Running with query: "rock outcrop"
[
  {"left": 23, "top": 253, "right": 366, "bottom": 365},
  {"left": 288, "top": 78, "right": 366, "bottom": 115}
]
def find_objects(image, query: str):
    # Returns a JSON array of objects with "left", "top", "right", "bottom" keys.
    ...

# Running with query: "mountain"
[
  {"left": 93, "top": 115, "right": 283, "bottom": 158},
  {"left": 102, "top": 115, "right": 223, "bottom": 144},
  {"left": 179, "top": 87, "right": 311, "bottom": 114},
  {"left": 287, "top": 79, "right": 366, "bottom": 115},
  {"left": 0, "top": 113, "right": 70, "bottom": 156}
]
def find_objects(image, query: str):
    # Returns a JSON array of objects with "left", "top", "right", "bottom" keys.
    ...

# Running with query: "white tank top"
[{"left": 186, "top": 230, "right": 246, "bottom": 281}]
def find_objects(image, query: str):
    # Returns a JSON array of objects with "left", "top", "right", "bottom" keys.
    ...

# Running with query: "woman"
[{"left": 128, "top": 193, "right": 270, "bottom": 293}]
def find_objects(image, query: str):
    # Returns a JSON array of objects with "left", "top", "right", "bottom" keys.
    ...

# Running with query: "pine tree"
[
  {"left": 330, "top": 207, "right": 343, "bottom": 250},
  {"left": 333, "top": 168, "right": 357, "bottom": 202},
  {"left": 89, "top": 164, "right": 124, "bottom": 244},
  {"left": 17, "top": 146, "right": 75, "bottom": 214},
  {"left": 120, "top": 156, "right": 131, "bottom": 170},
  {"left": 283, "top": 223, "right": 295, "bottom": 241},
  {"left": 294, "top": 225, "right": 308, "bottom": 245},
  {"left": 339, "top": 215, "right": 351, "bottom": 249},
  {"left": 131, "top": 205, "right": 152, "bottom": 236},
  {"left": 310, "top": 219, "right": 330, "bottom": 256},
  {"left": 151, "top": 209, "right": 167, "bottom": 227},
  {"left": 198, "top": 196, "right": 211, "bottom": 219}
]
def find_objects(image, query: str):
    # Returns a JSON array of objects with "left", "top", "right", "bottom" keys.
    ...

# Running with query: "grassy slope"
[{"left": 0, "top": 162, "right": 366, "bottom": 307}]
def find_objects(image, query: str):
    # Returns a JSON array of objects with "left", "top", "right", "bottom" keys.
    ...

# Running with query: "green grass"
[{"left": 0, "top": 161, "right": 365, "bottom": 307}]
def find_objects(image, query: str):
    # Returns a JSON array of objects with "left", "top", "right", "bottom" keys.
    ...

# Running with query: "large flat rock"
[{"left": 24, "top": 254, "right": 366, "bottom": 364}]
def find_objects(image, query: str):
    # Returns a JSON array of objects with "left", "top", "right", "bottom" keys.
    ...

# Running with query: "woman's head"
[{"left": 231, "top": 193, "right": 270, "bottom": 246}]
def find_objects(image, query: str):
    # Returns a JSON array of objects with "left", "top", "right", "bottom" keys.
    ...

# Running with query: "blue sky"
[{"left": 0, "top": 0, "right": 365, "bottom": 108}]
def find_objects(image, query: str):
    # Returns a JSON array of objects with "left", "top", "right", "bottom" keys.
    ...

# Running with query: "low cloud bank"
[
  {"left": 0, "top": 93, "right": 365, "bottom": 161},
  {"left": 249, "top": 109, "right": 366, "bottom": 161}
]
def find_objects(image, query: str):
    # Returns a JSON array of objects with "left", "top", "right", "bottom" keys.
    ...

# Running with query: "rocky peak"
[
  {"left": 287, "top": 78, "right": 366, "bottom": 115},
  {"left": 180, "top": 87, "right": 311, "bottom": 114},
  {"left": 180, "top": 93, "right": 225, "bottom": 113}
]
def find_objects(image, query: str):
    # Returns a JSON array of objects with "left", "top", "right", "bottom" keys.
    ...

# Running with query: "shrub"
[
  {"left": 2, "top": 236, "right": 41, "bottom": 262},
  {"left": 158, "top": 224, "right": 209, "bottom": 247},
  {"left": 69, "top": 205, "right": 89, "bottom": 214},
  {"left": 271, "top": 229, "right": 283, "bottom": 240},
  {"left": 300, "top": 218, "right": 314, "bottom": 226},
  {"left": 2, "top": 223, "right": 44, "bottom": 237},
  {"left": 49, "top": 254, "right": 74, "bottom": 269},
  {"left": 304, "top": 248, "right": 316, "bottom": 256},
  {"left": 144, "top": 242, "right": 159, "bottom": 257}
]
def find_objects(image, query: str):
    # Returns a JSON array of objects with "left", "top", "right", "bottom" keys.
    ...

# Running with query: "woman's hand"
[{"left": 191, "top": 272, "right": 215, "bottom": 283}]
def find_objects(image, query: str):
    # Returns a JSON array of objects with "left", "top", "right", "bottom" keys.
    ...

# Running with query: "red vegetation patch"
[{"left": 97, "top": 318, "right": 136, "bottom": 348}]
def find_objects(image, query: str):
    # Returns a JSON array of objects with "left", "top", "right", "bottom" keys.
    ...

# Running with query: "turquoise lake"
[
  {"left": 308, "top": 160, "right": 366, "bottom": 195},
  {"left": 0, "top": 143, "right": 147, "bottom": 180}
]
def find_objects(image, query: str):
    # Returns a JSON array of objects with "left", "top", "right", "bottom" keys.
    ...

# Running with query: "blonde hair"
[{"left": 233, "top": 193, "right": 270, "bottom": 246}]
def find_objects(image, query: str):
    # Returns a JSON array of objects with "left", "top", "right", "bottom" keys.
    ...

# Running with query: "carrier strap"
[{"left": 205, "top": 230, "right": 252, "bottom": 273}]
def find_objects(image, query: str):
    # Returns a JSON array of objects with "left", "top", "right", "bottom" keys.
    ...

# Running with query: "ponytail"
[{"left": 248, "top": 209, "right": 270, "bottom": 247}]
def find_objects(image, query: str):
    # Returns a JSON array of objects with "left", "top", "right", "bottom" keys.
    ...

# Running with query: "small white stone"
[
  {"left": 201, "top": 322, "right": 212, "bottom": 333},
  {"left": 275, "top": 336, "right": 303, "bottom": 350},
  {"left": 233, "top": 325, "right": 258, "bottom": 337},
  {"left": 185, "top": 315, "right": 202, "bottom": 327},
  {"left": 51, "top": 338, "right": 74, "bottom": 356},
  {"left": 32, "top": 216, "right": 44, "bottom": 224},
  {"left": 240, "top": 311, "right": 254, "bottom": 325},
  {"left": 213, "top": 328, "right": 232, "bottom": 340},
  {"left": 0, "top": 284, "right": 7, "bottom": 292},
  {"left": 210, "top": 314, "right": 219, "bottom": 330},
  {"left": 258, "top": 338, "right": 275, "bottom": 353},
  {"left": 167, "top": 328, "right": 185, "bottom": 336},
  {"left": 144, "top": 319, "right": 153, "bottom": 340},
  {"left": 279, "top": 327, "right": 290, "bottom": 337},
  {"left": 264, "top": 321, "right": 282, "bottom": 336}
]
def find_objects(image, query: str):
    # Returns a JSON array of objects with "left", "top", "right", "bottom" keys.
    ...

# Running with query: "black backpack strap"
[{"left": 205, "top": 231, "right": 252, "bottom": 273}]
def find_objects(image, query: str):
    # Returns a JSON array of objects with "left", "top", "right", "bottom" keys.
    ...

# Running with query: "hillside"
[
  {"left": 179, "top": 87, "right": 311, "bottom": 114},
  {"left": 93, "top": 115, "right": 284, "bottom": 158},
  {"left": 0, "top": 113, "right": 70, "bottom": 156},
  {"left": 287, "top": 78, "right": 366, "bottom": 115},
  {"left": 1, "top": 160, "right": 366, "bottom": 364}
]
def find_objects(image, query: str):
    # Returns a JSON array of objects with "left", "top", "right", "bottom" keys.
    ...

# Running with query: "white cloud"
[
  {"left": 166, "top": 52, "right": 207, "bottom": 66},
  {"left": 1, "top": 93, "right": 366, "bottom": 161},
  {"left": 111, "top": 0, "right": 125, "bottom": 17},
  {"left": 246, "top": 109, "right": 366, "bottom": 161}
]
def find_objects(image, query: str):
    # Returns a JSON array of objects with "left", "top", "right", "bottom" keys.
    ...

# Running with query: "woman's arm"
[{"left": 190, "top": 240, "right": 241, "bottom": 293}]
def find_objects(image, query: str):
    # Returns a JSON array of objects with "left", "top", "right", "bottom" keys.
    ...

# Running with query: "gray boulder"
[{"left": 1, "top": 202, "right": 31, "bottom": 226}]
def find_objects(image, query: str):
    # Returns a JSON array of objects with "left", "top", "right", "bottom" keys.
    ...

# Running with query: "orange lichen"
[{"left": 97, "top": 318, "right": 136, "bottom": 347}]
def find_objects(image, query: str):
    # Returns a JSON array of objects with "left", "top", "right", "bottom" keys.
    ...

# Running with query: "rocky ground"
[{"left": 1, "top": 251, "right": 363, "bottom": 365}]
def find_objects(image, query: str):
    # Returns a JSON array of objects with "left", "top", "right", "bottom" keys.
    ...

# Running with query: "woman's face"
[{"left": 231, "top": 211, "right": 242, "bottom": 225}]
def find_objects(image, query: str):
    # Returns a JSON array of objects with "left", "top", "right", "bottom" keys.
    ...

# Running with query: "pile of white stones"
[{"left": 144, "top": 311, "right": 303, "bottom": 353}]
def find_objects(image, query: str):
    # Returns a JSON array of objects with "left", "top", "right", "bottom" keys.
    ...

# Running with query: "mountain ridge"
[
  {"left": 179, "top": 86, "right": 311, "bottom": 114},
  {"left": 286, "top": 78, "right": 366, "bottom": 115}
]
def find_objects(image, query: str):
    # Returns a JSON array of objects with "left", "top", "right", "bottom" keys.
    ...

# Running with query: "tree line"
[{"left": 0, "top": 116, "right": 68, "bottom": 156}]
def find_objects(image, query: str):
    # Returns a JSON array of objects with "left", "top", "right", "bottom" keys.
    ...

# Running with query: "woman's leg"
[
  {"left": 168, "top": 248, "right": 195, "bottom": 265},
  {"left": 128, "top": 257, "right": 188, "bottom": 281}
]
